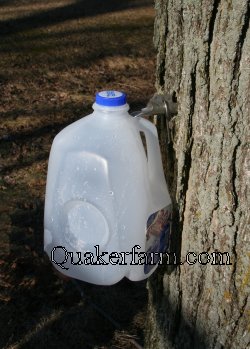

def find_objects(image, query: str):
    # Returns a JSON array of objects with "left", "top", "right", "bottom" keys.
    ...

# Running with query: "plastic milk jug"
[{"left": 44, "top": 91, "right": 172, "bottom": 285}]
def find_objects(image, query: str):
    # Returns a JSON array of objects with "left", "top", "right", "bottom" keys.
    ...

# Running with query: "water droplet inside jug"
[{"left": 109, "top": 191, "right": 114, "bottom": 196}]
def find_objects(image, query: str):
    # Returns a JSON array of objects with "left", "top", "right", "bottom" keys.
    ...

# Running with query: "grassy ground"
[{"left": 0, "top": 1, "right": 156, "bottom": 348}]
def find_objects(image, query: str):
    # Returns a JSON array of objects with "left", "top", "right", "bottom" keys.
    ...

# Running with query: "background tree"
[{"left": 146, "top": 1, "right": 249, "bottom": 348}]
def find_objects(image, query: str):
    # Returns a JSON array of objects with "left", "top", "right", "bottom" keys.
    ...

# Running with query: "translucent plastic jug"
[{"left": 44, "top": 91, "right": 172, "bottom": 285}]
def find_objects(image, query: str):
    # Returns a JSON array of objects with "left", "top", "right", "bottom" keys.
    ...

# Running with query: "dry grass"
[{"left": 0, "top": 1, "right": 155, "bottom": 348}]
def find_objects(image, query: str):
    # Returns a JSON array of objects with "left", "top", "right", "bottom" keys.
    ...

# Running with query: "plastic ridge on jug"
[{"left": 44, "top": 90, "right": 172, "bottom": 285}]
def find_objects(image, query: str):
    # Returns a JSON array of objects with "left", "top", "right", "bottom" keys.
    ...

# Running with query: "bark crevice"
[
  {"left": 180, "top": 61, "right": 197, "bottom": 224},
  {"left": 232, "top": 2, "right": 249, "bottom": 83},
  {"left": 207, "top": 0, "right": 221, "bottom": 112},
  {"left": 231, "top": 140, "right": 241, "bottom": 212}
]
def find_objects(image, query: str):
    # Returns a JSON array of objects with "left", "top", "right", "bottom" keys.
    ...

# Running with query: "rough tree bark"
[{"left": 146, "top": 1, "right": 249, "bottom": 348}]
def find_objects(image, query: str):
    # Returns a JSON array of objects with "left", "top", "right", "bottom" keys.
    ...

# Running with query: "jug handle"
[{"left": 135, "top": 117, "right": 165, "bottom": 184}]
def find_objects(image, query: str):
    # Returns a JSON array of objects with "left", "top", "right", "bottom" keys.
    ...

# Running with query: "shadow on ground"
[{"left": 1, "top": 0, "right": 153, "bottom": 36}]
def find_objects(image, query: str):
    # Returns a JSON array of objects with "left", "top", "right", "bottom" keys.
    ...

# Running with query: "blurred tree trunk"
[{"left": 146, "top": 1, "right": 249, "bottom": 348}]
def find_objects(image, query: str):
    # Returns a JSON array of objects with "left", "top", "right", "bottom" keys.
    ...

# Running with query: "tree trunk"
[{"left": 146, "top": 1, "right": 249, "bottom": 348}]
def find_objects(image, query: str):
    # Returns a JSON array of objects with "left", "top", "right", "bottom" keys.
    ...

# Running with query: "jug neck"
[{"left": 92, "top": 102, "right": 130, "bottom": 116}]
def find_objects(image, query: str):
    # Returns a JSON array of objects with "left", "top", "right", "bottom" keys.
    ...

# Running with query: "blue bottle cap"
[{"left": 95, "top": 91, "right": 127, "bottom": 107}]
